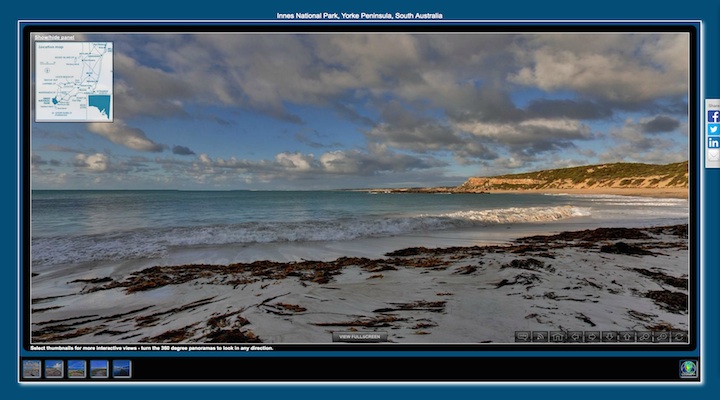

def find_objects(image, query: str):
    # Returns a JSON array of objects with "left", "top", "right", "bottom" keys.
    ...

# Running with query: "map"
[{"left": 35, "top": 41, "right": 113, "bottom": 122}]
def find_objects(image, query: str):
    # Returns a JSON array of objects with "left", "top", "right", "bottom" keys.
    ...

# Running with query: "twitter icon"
[{"left": 709, "top": 123, "right": 720, "bottom": 135}]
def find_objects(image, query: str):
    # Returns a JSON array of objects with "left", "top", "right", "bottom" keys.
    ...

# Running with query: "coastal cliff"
[{"left": 456, "top": 161, "right": 688, "bottom": 193}]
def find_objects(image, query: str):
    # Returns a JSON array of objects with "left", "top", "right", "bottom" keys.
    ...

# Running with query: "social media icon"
[
  {"left": 708, "top": 149, "right": 719, "bottom": 160},
  {"left": 710, "top": 124, "right": 720, "bottom": 135},
  {"left": 708, "top": 110, "right": 720, "bottom": 123},
  {"left": 709, "top": 137, "right": 720, "bottom": 148}
]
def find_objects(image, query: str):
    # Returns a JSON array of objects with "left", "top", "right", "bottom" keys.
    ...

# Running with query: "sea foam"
[{"left": 31, "top": 205, "right": 586, "bottom": 266}]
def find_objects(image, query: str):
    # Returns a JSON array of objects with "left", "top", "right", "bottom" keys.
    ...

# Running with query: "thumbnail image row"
[{"left": 22, "top": 359, "right": 131, "bottom": 379}]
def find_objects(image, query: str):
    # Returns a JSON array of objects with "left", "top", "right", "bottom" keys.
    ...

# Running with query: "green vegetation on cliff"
[{"left": 458, "top": 161, "right": 688, "bottom": 191}]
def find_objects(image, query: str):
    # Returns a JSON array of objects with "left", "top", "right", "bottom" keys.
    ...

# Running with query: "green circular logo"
[{"left": 681, "top": 361, "right": 696, "bottom": 375}]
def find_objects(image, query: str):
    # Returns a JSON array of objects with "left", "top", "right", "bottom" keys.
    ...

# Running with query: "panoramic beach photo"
[{"left": 30, "top": 31, "right": 690, "bottom": 344}]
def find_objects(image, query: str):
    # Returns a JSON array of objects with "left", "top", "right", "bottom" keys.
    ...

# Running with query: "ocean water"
[{"left": 30, "top": 190, "right": 689, "bottom": 267}]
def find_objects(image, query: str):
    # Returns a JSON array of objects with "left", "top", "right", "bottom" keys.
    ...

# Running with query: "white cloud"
[
  {"left": 113, "top": 33, "right": 686, "bottom": 123},
  {"left": 37, "top": 33, "right": 690, "bottom": 189},
  {"left": 178, "top": 145, "right": 446, "bottom": 183},
  {"left": 198, "top": 153, "right": 212, "bottom": 165},
  {"left": 275, "top": 152, "right": 315, "bottom": 171},
  {"left": 456, "top": 118, "right": 592, "bottom": 145},
  {"left": 87, "top": 120, "right": 165, "bottom": 152},
  {"left": 599, "top": 118, "right": 688, "bottom": 163},
  {"left": 319, "top": 151, "right": 360, "bottom": 174},
  {"left": 508, "top": 34, "right": 688, "bottom": 102},
  {"left": 74, "top": 153, "right": 109, "bottom": 172}
]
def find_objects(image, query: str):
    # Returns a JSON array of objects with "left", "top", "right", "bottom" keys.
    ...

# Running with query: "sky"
[{"left": 30, "top": 32, "right": 690, "bottom": 190}]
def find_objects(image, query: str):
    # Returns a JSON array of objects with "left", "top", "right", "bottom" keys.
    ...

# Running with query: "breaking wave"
[{"left": 31, "top": 205, "right": 588, "bottom": 266}]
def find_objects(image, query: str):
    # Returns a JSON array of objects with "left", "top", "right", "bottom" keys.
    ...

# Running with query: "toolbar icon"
[
  {"left": 515, "top": 331, "right": 531, "bottom": 342},
  {"left": 619, "top": 331, "right": 636, "bottom": 342},
  {"left": 637, "top": 331, "right": 653, "bottom": 342},
  {"left": 602, "top": 331, "right": 618, "bottom": 342},
  {"left": 567, "top": 331, "right": 583, "bottom": 343},
  {"left": 550, "top": 331, "right": 567, "bottom": 343},
  {"left": 532, "top": 331, "right": 549, "bottom": 342},
  {"left": 654, "top": 331, "right": 670, "bottom": 342},
  {"left": 672, "top": 331, "right": 688, "bottom": 342},
  {"left": 585, "top": 331, "right": 601, "bottom": 343}
]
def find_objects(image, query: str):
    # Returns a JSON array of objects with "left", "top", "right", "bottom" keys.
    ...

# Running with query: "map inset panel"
[{"left": 35, "top": 41, "right": 113, "bottom": 122}]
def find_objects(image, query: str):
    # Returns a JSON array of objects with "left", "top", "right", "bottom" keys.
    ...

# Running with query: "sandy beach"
[
  {"left": 31, "top": 222, "right": 689, "bottom": 344},
  {"left": 481, "top": 187, "right": 688, "bottom": 199}
]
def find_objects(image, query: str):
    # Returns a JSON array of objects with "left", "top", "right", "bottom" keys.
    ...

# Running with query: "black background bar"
[{"left": 21, "top": 356, "right": 699, "bottom": 382}]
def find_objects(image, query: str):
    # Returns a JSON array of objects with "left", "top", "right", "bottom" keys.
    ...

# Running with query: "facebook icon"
[{"left": 709, "top": 110, "right": 720, "bottom": 123}]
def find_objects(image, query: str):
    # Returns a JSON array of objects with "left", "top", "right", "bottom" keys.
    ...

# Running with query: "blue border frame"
[{"left": 5, "top": 0, "right": 719, "bottom": 398}]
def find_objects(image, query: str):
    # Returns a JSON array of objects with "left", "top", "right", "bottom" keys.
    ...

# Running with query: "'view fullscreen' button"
[{"left": 332, "top": 332, "right": 388, "bottom": 342}]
